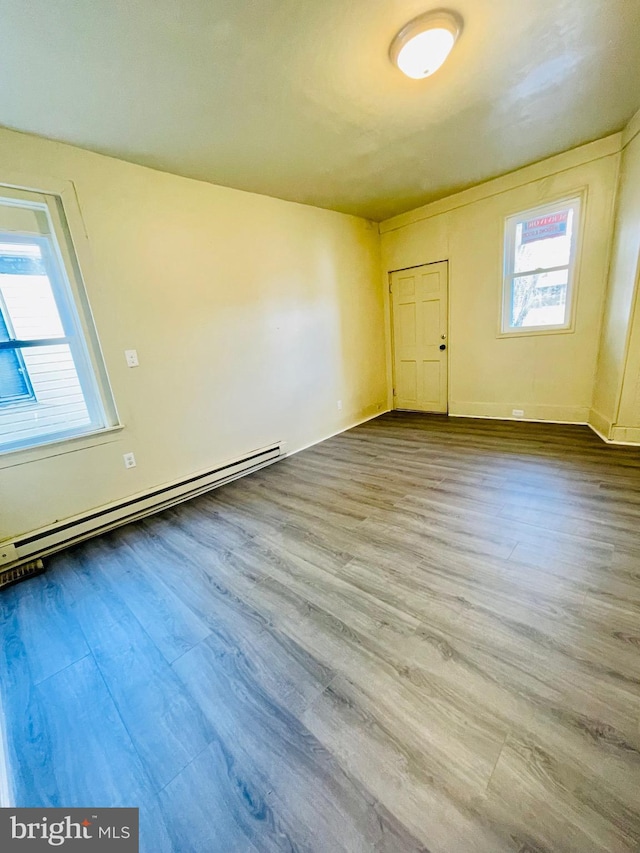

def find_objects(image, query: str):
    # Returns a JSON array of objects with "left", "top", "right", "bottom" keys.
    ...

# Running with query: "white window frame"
[
  {"left": 500, "top": 195, "right": 583, "bottom": 337},
  {"left": 0, "top": 184, "right": 120, "bottom": 455}
]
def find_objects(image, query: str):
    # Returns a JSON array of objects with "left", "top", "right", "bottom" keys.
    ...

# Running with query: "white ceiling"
[{"left": 0, "top": 0, "right": 639, "bottom": 221}]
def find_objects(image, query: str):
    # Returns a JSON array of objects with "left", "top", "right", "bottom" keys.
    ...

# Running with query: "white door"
[{"left": 390, "top": 261, "right": 448, "bottom": 413}]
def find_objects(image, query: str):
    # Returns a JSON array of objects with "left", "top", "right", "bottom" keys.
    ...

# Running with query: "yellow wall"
[
  {"left": 0, "top": 128, "right": 387, "bottom": 540},
  {"left": 2, "top": 114, "right": 639, "bottom": 545},
  {"left": 592, "top": 111, "right": 640, "bottom": 442},
  {"left": 380, "top": 136, "right": 621, "bottom": 424}
]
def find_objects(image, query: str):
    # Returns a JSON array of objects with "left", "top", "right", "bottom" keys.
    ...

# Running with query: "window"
[
  {"left": 0, "top": 186, "right": 117, "bottom": 454},
  {"left": 501, "top": 196, "right": 581, "bottom": 334}
]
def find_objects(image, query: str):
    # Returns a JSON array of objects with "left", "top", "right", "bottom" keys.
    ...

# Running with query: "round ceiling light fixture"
[{"left": 390, "top": 9, "right": 463, "bottom": 79}]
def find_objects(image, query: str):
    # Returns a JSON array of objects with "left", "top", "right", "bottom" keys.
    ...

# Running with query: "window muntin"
[
  {"left": 502, "top": 197, "right": 581, "bottom": 334},
  {"left": 0, "top": 188, "right": 117, "bottom": 453}
]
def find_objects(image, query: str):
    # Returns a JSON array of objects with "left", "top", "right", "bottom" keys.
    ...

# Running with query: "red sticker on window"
[{"left": 521, "top": 211, "right": 569, "bottom": 244}]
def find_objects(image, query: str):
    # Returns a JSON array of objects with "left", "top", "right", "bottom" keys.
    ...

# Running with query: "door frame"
[{"left": 386, "top": 259, "right": 450, "bottom": 414}]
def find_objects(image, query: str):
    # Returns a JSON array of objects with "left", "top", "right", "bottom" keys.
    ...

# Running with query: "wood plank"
[
  {"left": 169, "top": 630, "right": 427, "bottom": 852},
  {"left": 0, "top": 571, "right": 88, "bottom": 686},
  {"left": 16, "top": 655, "right": 172, "bottom": 852},
  {"left": 66, "top": 542, "right": 217, "bottom": 792}
]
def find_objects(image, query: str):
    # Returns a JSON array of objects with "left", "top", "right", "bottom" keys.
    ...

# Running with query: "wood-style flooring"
[{"left": 1, "top": 412, "right": 640, "bottom": 852}]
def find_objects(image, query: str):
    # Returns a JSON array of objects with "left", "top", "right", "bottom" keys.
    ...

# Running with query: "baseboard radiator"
[{"left": 1, "top": 443, "right": 282, "bottom": 572}]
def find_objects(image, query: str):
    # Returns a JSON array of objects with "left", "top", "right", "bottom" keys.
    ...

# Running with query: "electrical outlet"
[
  {"left": 337, "top": 400, "right": 343, "bottom": 410},
  {"left": 512, "top": 409, "right": 525, "bottom": 418},
  {"left": 123, "top": 452, "right": 136, "bottom": 469},
  {"left": 0, "top": 543, "right": 18, "bottom": 566},
  {"left": 124, "top": 349, "right": 139, "bottom": 368}
]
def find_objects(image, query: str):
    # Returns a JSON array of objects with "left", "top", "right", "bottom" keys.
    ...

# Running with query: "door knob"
[{"left": 439, "top": 344, "right": 446, "bottom": 351}]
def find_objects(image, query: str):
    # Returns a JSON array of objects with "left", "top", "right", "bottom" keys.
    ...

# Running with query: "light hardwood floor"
[{"left": 1, "top": 412, "right": 639, "bottom": 852}]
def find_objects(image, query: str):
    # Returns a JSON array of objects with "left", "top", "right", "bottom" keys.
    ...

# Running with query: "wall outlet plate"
[
  {"left": 512, "top": 409, "right": 525, "bottom": 418},
  {"left": 125, "top": 349, "right": 139, "bottom": 367},
  {"left": 123, "top": 452, "right": 137, "bottom": 469}
]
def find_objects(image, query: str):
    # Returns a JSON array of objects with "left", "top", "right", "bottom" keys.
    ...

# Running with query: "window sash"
[
  {"left": 0, "top": 337, "right": 69, "bottom": 349},
  {"left": 501, "top": 196, "right": 581, "bottom": 334},
  {"left": 507, "top": 262, "right": 571, "bottom": 279},
  {"left": 0, "top": 350, "right": 35, "bottom": 404},
  {"left": 0, "top": 189, "right": 117, "bottom": 453}
]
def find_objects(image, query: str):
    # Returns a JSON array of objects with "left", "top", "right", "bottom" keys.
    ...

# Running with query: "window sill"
[
  {"left": 496, "top": 325, "right": 575, "bottom": 340},
  {"left": 0, "top": 423, "right": 125, "bottom": 470}
]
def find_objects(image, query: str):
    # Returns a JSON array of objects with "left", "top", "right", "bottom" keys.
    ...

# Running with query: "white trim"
[
  {"left": 448, "top": 400, "right": 590, "bottom": 421},
  {"left": 588, "top": 422, "right": 640, "bottom": 446},
  {"left": 0, "top": 184, "right": 120, "bottom": 455},
  {"left": 44, "top": 187, "right": 121, "bottom": 428},
  {"left": 283, "top": 410, "right": 389, "bottom": 459},
  {"left": 587, "top": 408, "right": 612, "bottom": 441},
  {"left": 622, "top": 106, "right": 640, "bottom": 148},
  {"left": 0, "top": 423, "right": 124, "bottom": 467},
  {"left": 610, "top": 425, "right": 640, "bottom": 444},
  {"left": 588, "top": 421, "right": 610, "bottom": 443},
  {"left": 448, "top": 411, "right": 640, "bottom": 445},
  {"left": 448, "top": 412, "right": 588, "bottom": 426}
]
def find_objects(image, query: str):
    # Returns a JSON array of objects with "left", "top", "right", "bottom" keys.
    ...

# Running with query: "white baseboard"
[
  {"left": 448, "top": 401, "right": 590, "bottom": 423},
  {"left": 446, "top": 410, "right": 640, "bottom": 446},
  {"left": 588, "top": 408, "right": 612, "bottom": 439},
  {"left": 588, "top": 422, "right": 609, "bottom": 443},
  {"left": 610, "top": 425, "right": 640, "bottom": 444},
  {"left": 448, "top": 410, "right": 640, "bottom": 446},
  {"left": 589, "top": 422, "right": 640, "bottom": 446},
  {"left": 588, "top": 408, "right": 640, "bottom": 445},
  {"left": 447, "top": 412, "right": 587, "bottom": 426},
  {"left": 313, "top": 405, "right": 640, "bottom": 448},
  {"left": 284, "top": 409, "right": 389, "bottom": 459}
]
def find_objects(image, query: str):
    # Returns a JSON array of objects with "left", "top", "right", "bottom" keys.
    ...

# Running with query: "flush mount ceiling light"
[{"left": 390, "top": 9, "right": 462, "bottom": 79}]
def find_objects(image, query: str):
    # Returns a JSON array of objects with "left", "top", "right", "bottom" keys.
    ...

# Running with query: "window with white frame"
[
  {"left": 0, "top": 186, "right": 117, "bottom": 453},
  {"left": 501, "top": 196, "right": 581, "bottom": 334}
]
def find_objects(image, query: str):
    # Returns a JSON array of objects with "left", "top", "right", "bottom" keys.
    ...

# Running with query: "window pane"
[
  {"left": 0, "top": 350, "right": 31, "bottom": 401},
  {"left": 510, "top": 269, "right": 569, "bottom": 328},
  {"left": 0, "top": 242, "right": 65, "bottom": 339},
  {"left": 0, "top": 343, "right": 92, "bottom": 450},
  {"left": 0, "top": 304, "right": 34, "bottom": 403},
  {"left": 514, "top": 209, "right": 574, "bottom": 273}
]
